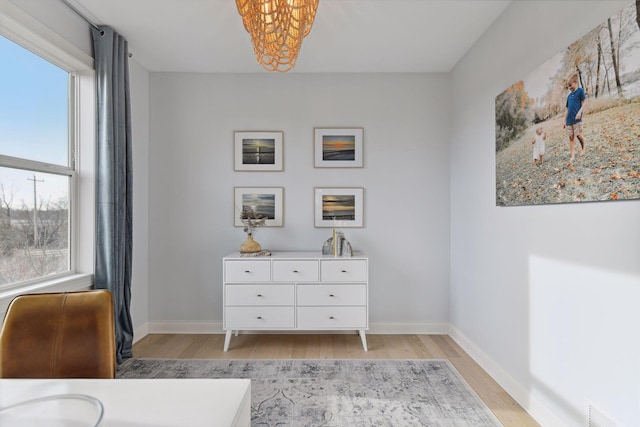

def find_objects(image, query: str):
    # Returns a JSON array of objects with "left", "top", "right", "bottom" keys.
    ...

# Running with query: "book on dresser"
[{"left": 222, "top": 251, "right": 368, "bottom": 351}]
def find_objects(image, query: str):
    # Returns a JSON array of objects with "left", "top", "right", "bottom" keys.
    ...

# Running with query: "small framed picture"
[
  {"left": 234, "top": 187, "right": 284, "bottom": 227},
  {"left": 234, "top": 131, "right": 283, "bottom": 171},
  {"left": 314, "top": 187, "right": 364, "bottom": 228},
  {"left": 314, "top": 128, "right": 363, "bottom": 168}
]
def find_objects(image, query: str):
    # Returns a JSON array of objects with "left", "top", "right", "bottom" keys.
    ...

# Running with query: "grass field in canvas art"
[{"left": 495, "top": 1, "right": 640, "bottom": 206}]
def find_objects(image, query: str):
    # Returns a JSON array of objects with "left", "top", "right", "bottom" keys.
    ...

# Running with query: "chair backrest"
[{"left": 0, "top": 290, "right": 116, "bottom": 378}]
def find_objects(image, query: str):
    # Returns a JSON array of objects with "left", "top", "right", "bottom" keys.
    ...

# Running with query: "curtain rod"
[
  {"left": 59, "top": 0, "right": 104, "bottom": 35},
  {"left": 59, "top": 0, "right": 133, "bottom": 57}
]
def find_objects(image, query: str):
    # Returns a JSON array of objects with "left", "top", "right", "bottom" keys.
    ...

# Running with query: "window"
[
  {"left": 0, "top": 35, "right": 73, "bottom": 288},
  {"left": 0, "top": 5, "right": 95, "bottom": 294}
]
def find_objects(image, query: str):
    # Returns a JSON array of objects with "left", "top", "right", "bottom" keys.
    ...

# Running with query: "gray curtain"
[{"left": 91, "top": 26, "right": 133, "bottom": 363}]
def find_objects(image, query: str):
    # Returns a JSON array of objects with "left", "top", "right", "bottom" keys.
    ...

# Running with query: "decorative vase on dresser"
[
  {"left": 239, "top": 235, "right": 261, "bottom": 253},
  {"left": 222, "top": 251, "right": 368, "bottom": 351}
]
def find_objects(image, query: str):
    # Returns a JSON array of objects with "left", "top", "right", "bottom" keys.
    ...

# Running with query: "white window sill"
[{"left": 0, "top": 273, "right": 93, "bottom": 322}]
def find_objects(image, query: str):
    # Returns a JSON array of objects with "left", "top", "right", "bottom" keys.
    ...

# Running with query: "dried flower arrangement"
[{"left": 240, "top": 206, "right": 267, "bottom": 238}]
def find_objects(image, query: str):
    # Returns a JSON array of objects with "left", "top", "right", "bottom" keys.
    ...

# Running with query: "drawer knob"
[
  {"left": 293, "top": 270, "right": 299, "bottom": 273},
  {"left": 257, "top": 316, "right": 262, "bottom": 319},
  {"left": 329, "top": 316, "right": 335, "bottom": 320},
  {"left": 256, "top": 294, "right": 263, "bottom": 297},
  {"left": 341, "top": 270, "right": 347, "bottom": 273},
  {"left": 244, "top": 270, "right": 251, "bottom": 273},
  {"left": 329, "top": 294, "right": 335, "bottom": 297}
]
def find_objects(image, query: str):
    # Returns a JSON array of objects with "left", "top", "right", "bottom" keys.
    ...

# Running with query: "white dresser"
[{"left": 223, "top": 251, "right": 368, "bottom": 351}]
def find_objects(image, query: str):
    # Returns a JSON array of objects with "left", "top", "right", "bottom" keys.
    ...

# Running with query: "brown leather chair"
[{"left": 0, "top": 290, "right": 116, "bottom": 378}]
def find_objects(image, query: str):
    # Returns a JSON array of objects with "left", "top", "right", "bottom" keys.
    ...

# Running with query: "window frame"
[{"left": 0, "top": 1, "right": 95, "bottom": 297}]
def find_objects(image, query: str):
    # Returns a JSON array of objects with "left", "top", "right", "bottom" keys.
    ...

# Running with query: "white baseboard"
[
  {"left": 448, "top": 325, "right": 565, "bottom": 427},
  {"left": 136, "top": 321, "right": 449, "bottom": 337},
  {"left": 147, "top": 321, "right": 223, "bottom": 334},
  {"left": 369, "top": 322, "right": 449, "bottom": 334},
  {"left": 132, "top": 323, "right": 150, "bottom": 344}
]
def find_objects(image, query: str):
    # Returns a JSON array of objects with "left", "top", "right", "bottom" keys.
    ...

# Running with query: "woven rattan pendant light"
[{"left": 236, "top": 0, "right": 319, "bottom": 72}]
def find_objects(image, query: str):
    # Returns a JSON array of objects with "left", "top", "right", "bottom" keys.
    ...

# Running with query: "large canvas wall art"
[{"left": 496, "top": 1, "right": 640, "bottom": 206}]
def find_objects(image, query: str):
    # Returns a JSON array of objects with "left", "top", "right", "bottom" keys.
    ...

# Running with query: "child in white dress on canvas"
[{"left": 532, "top": 127, "right": 546, "bottom": 166}]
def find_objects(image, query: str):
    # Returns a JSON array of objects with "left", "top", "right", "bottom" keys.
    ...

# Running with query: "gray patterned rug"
[{"left": 117, "top": 359, "right": 503, "bottom": 427}]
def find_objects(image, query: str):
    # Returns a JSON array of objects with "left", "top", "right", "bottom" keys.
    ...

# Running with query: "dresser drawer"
[
  {"left": 297, "top": 284, "right": 366, "bottom": 306},
  {"left": 226, "top": 284, "right": 294, "bottom": 306},
  {"left": 224, "top": 260, "right": 271, "bottom": 282},
  {"left": 225, "top": 307, "right": 295, "bottom": 329},
  {"left": 273, "top": 260, "right": 319, "bottom": 282},
  {"left": 320, "top": 260, "right": 367, "bottom": 282},
  {"left": 297, "top": 306, "right": 367, "bottom": 329}
]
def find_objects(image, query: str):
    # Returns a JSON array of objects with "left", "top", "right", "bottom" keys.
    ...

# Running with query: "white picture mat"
[
  {"left": 234, "top": 187, "right": 284, "bottom": 227},
  {"left": 314, "top": 187, "right": 364, "bottom": 227},
  {"left": 314, "top": 128, "right": 363, "bottom": 168},
  {"left": 234, "top": 131, "right": 283, "bottom": 171}
]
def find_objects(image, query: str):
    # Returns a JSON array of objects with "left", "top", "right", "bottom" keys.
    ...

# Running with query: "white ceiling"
[{"left": 69, "top": 0, "right": 511, "bottom": 73}]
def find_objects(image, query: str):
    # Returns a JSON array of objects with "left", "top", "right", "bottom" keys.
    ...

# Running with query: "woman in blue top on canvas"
[{"left": 563, "top": 73, "right": 587, "bottom": 162}]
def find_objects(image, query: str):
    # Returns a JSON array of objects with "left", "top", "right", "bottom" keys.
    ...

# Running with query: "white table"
[{"left": 0, "top": 378, "right": 251, "bottom": 426}]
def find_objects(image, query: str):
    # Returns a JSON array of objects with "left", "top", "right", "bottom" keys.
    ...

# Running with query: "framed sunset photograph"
[
  {"left": 234, "top": 131, "right": 283, "bottom": 171},
  {"left": 314, "top": 187, "right": 363, "bottom": 227},
  {"left": 234, "top": 187, "right": 284, "bottom": 227},
  {"left": 314, "top": 128, "right": 363, "bottom": 168}
]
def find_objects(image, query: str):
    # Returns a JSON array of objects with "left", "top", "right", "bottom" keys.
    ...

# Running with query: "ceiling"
[{"left": 68, "top": 0, "right": 511, "bottom": 73}]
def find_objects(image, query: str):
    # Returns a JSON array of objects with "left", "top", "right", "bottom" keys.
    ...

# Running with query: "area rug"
[{"left": 117, "top": 358, "right": 503, "bottom": 427}]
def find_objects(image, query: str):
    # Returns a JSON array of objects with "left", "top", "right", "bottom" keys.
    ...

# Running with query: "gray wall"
[
  {"left": 129, "top": 60, "right": 150, "bottom": 332},
  {"left": 148, "top": 73, "right": 452, "bottom": 328},
  {"left": 10, "top": 0, "right": 639, "bottom": 424},
  {"left": 450, "top": 1, "right": 640, "bottom": 426}
]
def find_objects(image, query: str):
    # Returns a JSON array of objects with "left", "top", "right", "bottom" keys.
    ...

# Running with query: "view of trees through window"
[{"left": 0, "top": 35, "right": 72, "bottom": 287}]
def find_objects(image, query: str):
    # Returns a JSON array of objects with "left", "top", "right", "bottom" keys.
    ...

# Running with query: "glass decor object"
[
  {"left": 0, "top": 394, "right": 104, "bottom": 427},
  {"left": 322, "top": 229, "right": 353, "bottom": 257}
]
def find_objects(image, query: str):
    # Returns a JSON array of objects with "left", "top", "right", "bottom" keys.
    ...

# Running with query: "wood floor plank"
[
  {"left": 291, "top": 335, "right": 310, "bottom": 358},
  {"left": 407, "top": 334, "right": 433, "bottom": 358},
  {"left": 189, "top": 334, "right": 224, "bottom": 359},
  {"left": 495, "top": 391, "right": 541, "bottom": 427},
  {"left": 431, "top": 334, "right": 462, "bottom": 358},
  {"left": 131, "top": 333, "right": 539, "bottom": 427},
  {"left": 416, "top": 334, "right": 449, "bottom": 358}
]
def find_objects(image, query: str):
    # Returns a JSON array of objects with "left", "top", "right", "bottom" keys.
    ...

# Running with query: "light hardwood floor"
[{"left": 132, "top": 333, "right": 539, "bottom": 426}]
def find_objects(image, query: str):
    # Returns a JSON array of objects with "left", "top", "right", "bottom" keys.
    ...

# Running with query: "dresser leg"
[
  {"left": 224, "top": 331, "right": 232, "bottom": 352},
  {"left": 359, "top": 330, "right": 368, "bottom": 351}
]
